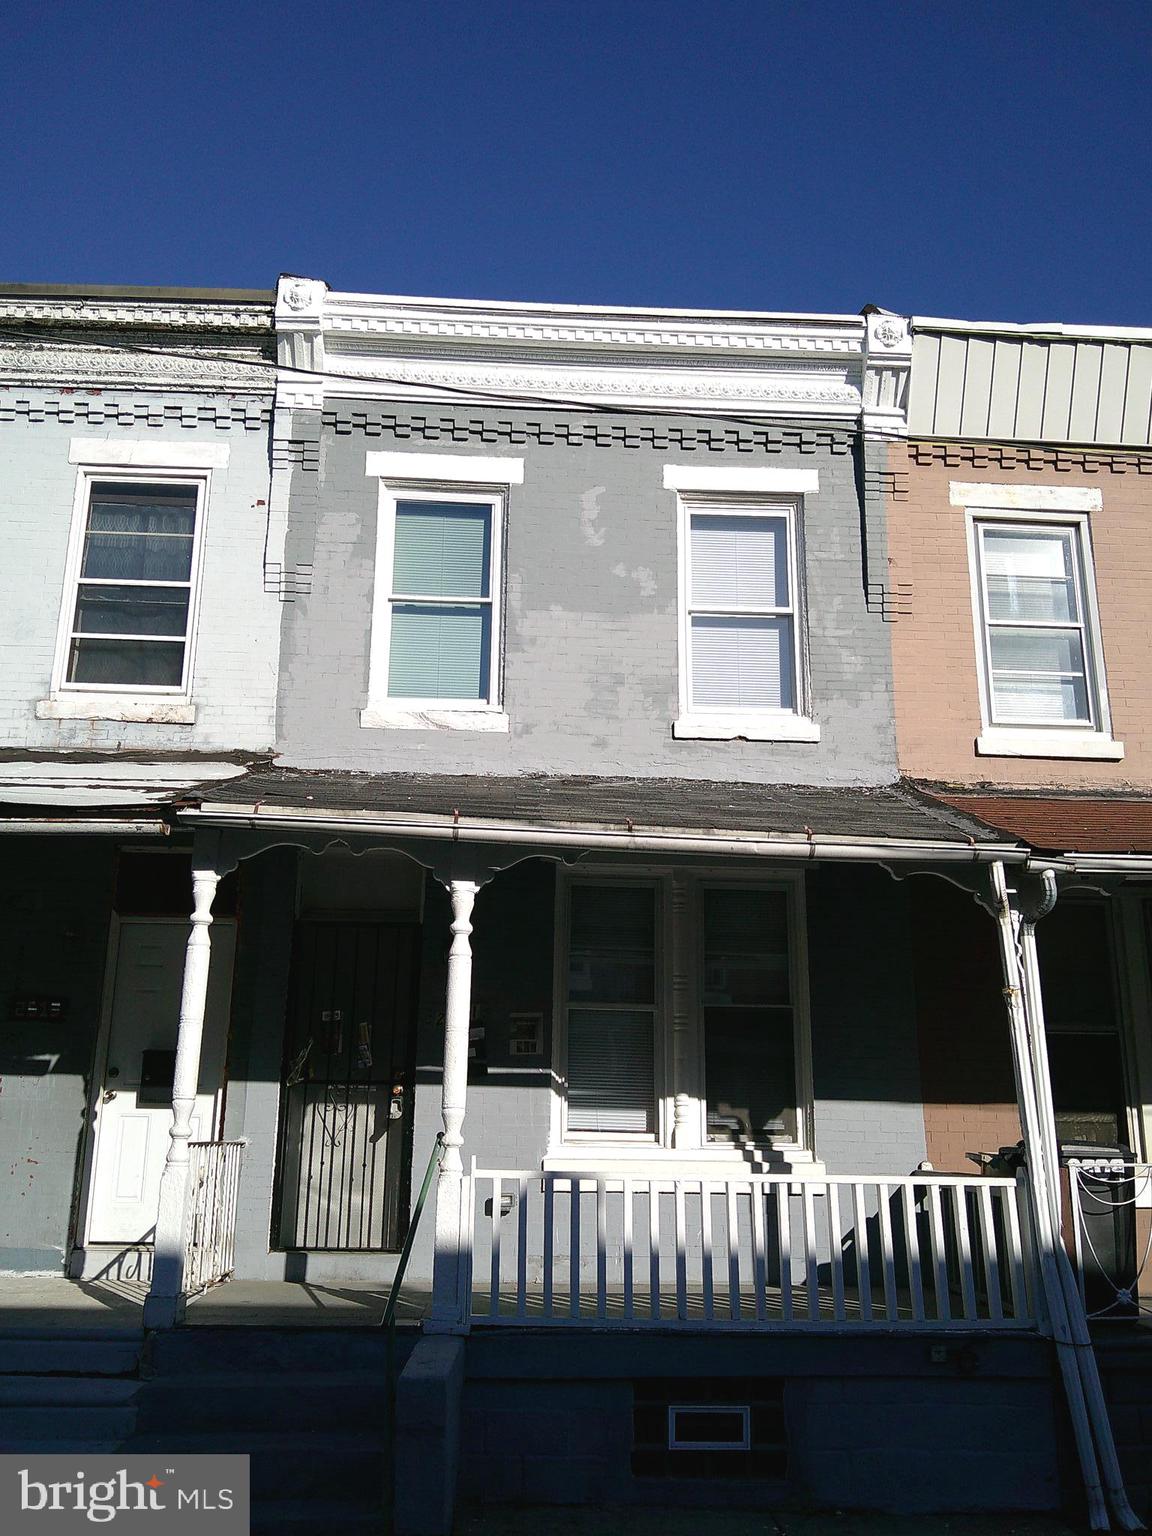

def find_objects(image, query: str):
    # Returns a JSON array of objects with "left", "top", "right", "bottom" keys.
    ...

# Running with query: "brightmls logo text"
[{"left": 1, "top": 1456, "right": 249, "bottom": 1532}]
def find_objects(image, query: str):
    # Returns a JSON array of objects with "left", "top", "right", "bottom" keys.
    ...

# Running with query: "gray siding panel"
[
  {"left": 987, "top": 339, "right": 1023, "bottom": 438},
  {"left": 908, "top": 333, "right": 941, "bottom": 435},
  {"left": 932, "top": 335, "right": 968, "bottom": 436},
  {"left": 958, "top": 337, "right": 995, "bottom": 438},
  {"left": 1097, "top": 343, "right": 1131, "bottom": 439},
  {"left": 911, "top": 324, "right": 1152, "bottom": 446},
  {"left": 1068, "top": 342, "right": 1103, "bottom": 442},
  {"left": 1013, "top": 341, "right": 1050, "bottom": 439},
  {"left": 1040, "top": 343, "right": 1076, "bottom": 441},
  {"left": 1121, "top": 345, "right": 1152, "bottom": 443}
]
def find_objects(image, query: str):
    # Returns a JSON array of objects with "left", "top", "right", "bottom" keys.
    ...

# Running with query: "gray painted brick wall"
[
  {"left": 0, "top": 396, "right": 278, "bottom": 753},
  {"left": 275, "top": 407, "right": 898, "bottom": 784}
]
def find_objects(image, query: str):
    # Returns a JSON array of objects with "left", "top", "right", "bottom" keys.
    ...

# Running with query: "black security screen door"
[{"left": 273, "top": 922, "right": 420, "bottom": 1252}]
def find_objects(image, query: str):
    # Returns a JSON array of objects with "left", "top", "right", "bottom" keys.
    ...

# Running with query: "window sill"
[
  {"left": 36, "top": 696, "right": 196, "bottom": 725},
  {"left": 673, "top": 713, "right": 820, "bottom": 743},
  {"left": 360, "top": 704, "right": 510, "bottom": 733},
  {"left": 976, "top": 728, "right": 1125, "bottom": 762}
]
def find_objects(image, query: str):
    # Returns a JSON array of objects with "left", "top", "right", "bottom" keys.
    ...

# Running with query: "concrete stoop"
[{"left": 0, "top": 1331, "right": 145, "bottom": 1453}]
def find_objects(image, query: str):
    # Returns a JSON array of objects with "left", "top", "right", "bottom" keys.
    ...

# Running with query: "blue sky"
[{"left": 3, "top": 0, "right": 1150, "bottom": 324}]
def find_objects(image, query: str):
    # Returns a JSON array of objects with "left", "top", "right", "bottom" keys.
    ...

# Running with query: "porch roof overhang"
[
  {"left": 924, "top": 789, "right": 1152, "bottom": 875},
  {"left": 177, "top": 770, "right": 1027, "bottom": 865}
]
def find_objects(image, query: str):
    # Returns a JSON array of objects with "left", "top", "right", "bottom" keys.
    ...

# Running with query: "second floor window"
[
  {"left": 363, "top": 454, "right": 521, "bottom": 728},
  {"left": 62, "top": 479, "right": 203, "bottom": 692},
  {"left": 386, "top": 495, "right": 497, "bottom": 702},
  {"left": 974, "top": 521, "right": 1101, "bottom": 728},
  {"left": 686, "top": 506, "right": 799, "bottom": 713}
]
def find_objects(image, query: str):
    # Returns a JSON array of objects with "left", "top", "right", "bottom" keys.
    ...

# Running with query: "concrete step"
[
  {"left": 137, "top": 1370, "right": 388, "bottom": 1432},
  {"left": 0, "top": 1337, "right": 143, "bottom": 1377},
  {"left": 145, "top": 1327, "right": 411, "bottom": 1378},
  {"left": 125, "top": 1431, "right": 386, "bottom": 1503},
  {"left": 0, "top": 1404, "right": 137, "bottom": 1446},
  {"left": 0, "top": 1376, "right": 139, "bottom": 1407}
]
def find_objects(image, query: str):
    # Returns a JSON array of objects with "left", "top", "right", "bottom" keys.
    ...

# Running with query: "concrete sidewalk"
[{"left": 456, "top": 1509, "right": 1082, "bottom": 1536}]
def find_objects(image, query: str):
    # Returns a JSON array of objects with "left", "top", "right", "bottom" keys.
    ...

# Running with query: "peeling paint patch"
[
  {"left": 611, "top": 563, "right": 657, "bottom": 598},
  {"left": 580, "top": 485, "right": 607, "bottom": 547}
]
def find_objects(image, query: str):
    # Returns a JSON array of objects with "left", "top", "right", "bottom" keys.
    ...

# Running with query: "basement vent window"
[
  {"left": 668, "top": 1405, "right": 751, "bottom": 1451},
  {"left": 632, "top": 1378, "right": 786, "bottom": 1480}
]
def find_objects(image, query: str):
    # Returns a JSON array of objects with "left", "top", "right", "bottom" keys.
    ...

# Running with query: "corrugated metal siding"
[{"left": 909, "top": 328, "right": 1152, "bottom": 445}]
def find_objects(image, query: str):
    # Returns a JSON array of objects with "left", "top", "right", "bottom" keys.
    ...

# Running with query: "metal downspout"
[
  {"left": 1014, "top": 870, "right": 1142, "bottom": 1531},
  {"left": 991, "top": 861, "right": 1141, "bottom": 1531}
]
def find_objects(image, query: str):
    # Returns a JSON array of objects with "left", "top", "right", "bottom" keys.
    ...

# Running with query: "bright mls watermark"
[{"left": 1, "top": 1456, "right": 249, "bottom": 1532}]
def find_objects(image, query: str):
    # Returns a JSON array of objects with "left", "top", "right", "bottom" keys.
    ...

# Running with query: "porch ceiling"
[
  {"left": 184, "top": 769, "right": 1013, "bottom": 849},
  {"left": 926, "top": 789, "right": 1152, "bottom": 856}
]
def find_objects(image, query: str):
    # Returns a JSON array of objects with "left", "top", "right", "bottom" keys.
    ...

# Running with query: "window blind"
[
  {"left": 980, "top": 526, "right": 1091, "bottom": 725},
  {"left": 567, "top": 1008, "right": 656, "bottom": 1133},
  {"left": 688, "top": 511, "right": 795, "bottom": 711},
  {"left": 690, "top": 514, "right": 789, "bottom": 609},
  {"left": 691, "top": 616, "right": 793, "bottom": 710},
  {"left": 388, "top": 499, "right": 493, "bottom": 700},
  {"left": 566, "top": 884, "right": 656, "bottom": 1135},
  {"left": 392, "top": 501, "right": 490, "bottom": 597}
]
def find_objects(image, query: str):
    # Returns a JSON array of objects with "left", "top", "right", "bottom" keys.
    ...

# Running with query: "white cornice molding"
[
  {"left": 0, "top": 295, "right": 271, "bottom": 331},
  {"left": 322, "top": 299, "right": 864, "bottom": 357},
  {"left": 305, "top": 355, "right": 862, "bottom": 416},
  {"left": 0, "top": 339, "right": 275, "bottom": 394},
  {"left": 273, "top": 279, "right": 917, "bottom": 428}
]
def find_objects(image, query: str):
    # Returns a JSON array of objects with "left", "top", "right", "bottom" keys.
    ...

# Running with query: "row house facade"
[{"left": 1, "top": 279, "right": 1150, "bottom": 1530}]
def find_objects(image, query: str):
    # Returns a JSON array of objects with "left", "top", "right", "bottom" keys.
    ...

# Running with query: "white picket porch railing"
[
  {"left": 183, "top": 1139, "right": 245, "bottom": 1297},
  {"left": 468, "top": 1166, "right": 1038, "bottom": 1330}
]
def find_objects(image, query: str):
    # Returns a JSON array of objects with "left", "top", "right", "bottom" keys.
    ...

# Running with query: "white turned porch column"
[
  {"left": 143, "top": 858, "right": 221, "bottom": 1329},
  {"left": 428, "top": 878, "right": 480, "bottom": 1332}
]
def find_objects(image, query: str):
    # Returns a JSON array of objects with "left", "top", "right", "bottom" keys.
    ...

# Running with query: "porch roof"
[
  {"left": 184, "top": 769, "right": 1018, "bottom": 856},
  {"left": 927, "top": 789, "right": 1152, "bottom": 857}
]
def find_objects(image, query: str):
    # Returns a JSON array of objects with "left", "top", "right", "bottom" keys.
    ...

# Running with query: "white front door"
[{"left": 88, "top": 920, "right": 236, "bottom": 1245}]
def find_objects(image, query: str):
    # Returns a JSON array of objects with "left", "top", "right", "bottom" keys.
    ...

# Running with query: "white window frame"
[
  {"left": 667, "top": 466, "right": 819, "bottom": 743},
  {"left": 48, "top": 464, "right": 212, "bottom": 710},
  {"left": 959, "top": 492, "right": 1123, "bottom": 761},
  {"left": 362, "top": 453, "right": 522, "bottom": 732},
  {"left": 548, "top": 865, "right": 815, "bottom": 1171}
]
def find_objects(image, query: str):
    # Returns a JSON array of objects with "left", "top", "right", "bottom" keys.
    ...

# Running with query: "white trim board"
[
  {"left": 69, "top": 439, "right": 230, "bottom": 469},
  {"left": 664, "top": 465, "right": 819, "bottom": 494},
  {"left": 950, "top": 482, "right": 1102, "bottom": 512},
  {"left": 365, "top": 451, "right": 524, "bottom": 484}
]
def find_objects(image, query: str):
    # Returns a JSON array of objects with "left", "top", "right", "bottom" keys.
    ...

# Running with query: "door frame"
[{"left": 70, "top": 914, "right": 234, "bottom": 1269}]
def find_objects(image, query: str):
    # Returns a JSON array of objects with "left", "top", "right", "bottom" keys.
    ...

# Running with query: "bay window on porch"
[{"left": 552, "top": 869, "right": 813, "bottom": 1166}]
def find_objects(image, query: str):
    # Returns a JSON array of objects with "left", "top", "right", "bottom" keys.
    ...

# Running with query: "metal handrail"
[{"left": 382, "top": 1133, "right": 445, "bottom": 1535}]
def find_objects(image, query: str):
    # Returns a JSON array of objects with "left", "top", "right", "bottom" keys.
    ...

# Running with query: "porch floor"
[{"left": 0, "top": 1276, "right": 432, "bottom": 1332}]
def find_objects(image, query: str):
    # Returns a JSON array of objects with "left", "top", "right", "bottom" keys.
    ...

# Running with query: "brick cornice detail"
[{"left": 910, "top": 440, "right": 1152, "bottom": 475}]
